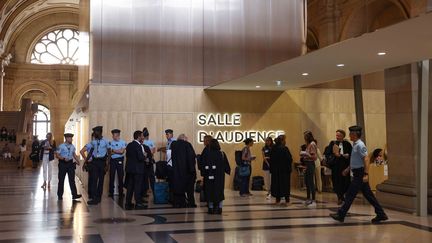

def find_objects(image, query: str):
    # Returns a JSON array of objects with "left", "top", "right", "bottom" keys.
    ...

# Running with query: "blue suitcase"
[{"left": 154, "top": 181, "right": 169, "bottom": 204}]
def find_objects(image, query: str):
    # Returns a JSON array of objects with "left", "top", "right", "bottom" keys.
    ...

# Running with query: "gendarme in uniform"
[
  {"left": 108, "top": 129, "right": 127, "bottom": 197},
  {"left": 56, "top": 133, "right": 81, "bottom": 201},
  {"left": 87, "top": 126, "right": 110, "bottom": 205}
]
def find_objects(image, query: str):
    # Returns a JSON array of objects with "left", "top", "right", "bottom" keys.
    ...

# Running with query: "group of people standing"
[{"left": 244, "top": 125, "right": 388, "bottom": 223}]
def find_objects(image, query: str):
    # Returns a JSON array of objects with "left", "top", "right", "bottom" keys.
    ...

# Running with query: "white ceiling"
[{"left": 208, "top": 12, "right": 432, "bottom": 91}]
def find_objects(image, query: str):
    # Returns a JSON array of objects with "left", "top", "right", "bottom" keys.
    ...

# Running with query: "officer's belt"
[{"left": 59, "top": 159, "right": 73, "bottom": 163}]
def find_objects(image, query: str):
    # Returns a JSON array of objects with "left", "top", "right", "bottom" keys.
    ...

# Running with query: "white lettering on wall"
[{"left": 196, "top": 113, "right": 285, "bottom": 144}]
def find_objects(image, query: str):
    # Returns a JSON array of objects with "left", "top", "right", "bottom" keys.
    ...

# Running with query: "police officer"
[
  {"left": 80, "top": 132, "right": 95, "bottom": 200},
  {"left": 330, "top": 125, "right": 388, "bottom": 223},
  {"left": 108, "top": 129, "right": 126, "bottom": 197},
  {"left": 56, "top": 133, "right": 82, "bottom": 201},
  {"left": 165, "top": 129, "right": 176, "bottom": 151},
  {"left": 87, "top": 126, "right": 110, "bottom": 205},
  {"left": 142, "top": 128, "right": 156, "bottom": 197}
]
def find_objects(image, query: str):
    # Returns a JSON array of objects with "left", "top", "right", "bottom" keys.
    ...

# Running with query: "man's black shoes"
[
  {"left": 72, "top": 194, "right": 82, "bottom": 200},
  {"left": 371, "top": 215, "right": 388, "bottom": 224},
  {"left": 329, "top": 213, "right": 345, "bottom": 223}
]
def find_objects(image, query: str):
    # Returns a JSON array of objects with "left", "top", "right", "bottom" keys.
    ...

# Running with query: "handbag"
[{"left": 238, "top": 164, "right": 251, "bottom": 177}]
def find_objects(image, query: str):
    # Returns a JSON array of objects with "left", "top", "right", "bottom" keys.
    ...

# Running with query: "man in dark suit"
[{"left": 125, "top": 130, "right": 152, "bottom": 210}]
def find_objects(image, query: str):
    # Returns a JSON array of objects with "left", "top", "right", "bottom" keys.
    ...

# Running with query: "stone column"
[
  {"left": 54, "top": 79, "right": 74, "bottom": 144},
  {"left": 376, "top": 63, "right": 432, "bottom": 213}
]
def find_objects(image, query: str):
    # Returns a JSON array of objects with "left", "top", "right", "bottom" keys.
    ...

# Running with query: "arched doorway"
[{"left": 33, "top": 104, "right": 51, "bottom": 139}]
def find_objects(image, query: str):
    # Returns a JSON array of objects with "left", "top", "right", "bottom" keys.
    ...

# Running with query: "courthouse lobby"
[{"left": 1, "top": 0, "right": 432, "bottom": 242}]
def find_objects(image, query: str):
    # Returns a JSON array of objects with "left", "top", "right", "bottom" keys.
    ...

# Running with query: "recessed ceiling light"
[
  {"left": 255, "top": 85, "right": 261, "bottom": 88},
  {"left": 276, "top": 80, "right": 282, "bottom": 86},
  {"left": 336, "top": 64, "right": 345, "bottom": 67},
  {"left": 377, "top": 52, "right": 386, "bottom": 56},
  {"left": 302, "top": 73, "right": 309, "bottom": 76}
]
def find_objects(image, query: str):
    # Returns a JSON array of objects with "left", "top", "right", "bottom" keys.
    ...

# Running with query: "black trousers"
[
  {"left": 331, "top": 165, "right": 351, "bottom": 201},
  {"left": 338, "top": 167, "right": 386, "bottom": 218},
  {"left": 109, "top": 157, "right": 124, "bottom": 195},
  {"left": 87, "top": 162, "right": 94, "bottom": 199},
  {"left": 186, "top": 176, "right": 196, "bottom": 206},
  {"left": 125, "top": 173, "right": 143, "bottom": 205},
  {"left": 143, "top": 164, "right": 155, "bottom": 195},
  {"left": 304, "top": 161, "right": 316, "bottom": 200},
  {"left": 57, "top": 160, "right": 78, "bottom": 198},
  {"left": 90, "top": 158, "right": 106, "bottom": 201}
]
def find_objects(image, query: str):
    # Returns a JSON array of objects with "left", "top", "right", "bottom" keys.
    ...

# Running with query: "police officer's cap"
[
  {"left": 111, "top": 129, "right": 121, "bottom": 134},
  {"left": 64, "top": 133, "right": 74, "bottom": 138},
  {"left": 165, "top": 129, "right": 173, "bottom": 134},
  {"left": 349, "top": 125, "right": 362, "bottom": 132},
  {"left": 92, "top": 126, "right": 103, "bottom": 132}
]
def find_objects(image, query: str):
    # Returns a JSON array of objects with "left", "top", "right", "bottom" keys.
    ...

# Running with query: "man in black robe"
[
  {"left": 324, "top": 129, "right": 352, "bottom": 205},
  {"left": 201, "top": 139, "right": 231, "bottom": 214},
  {"left": 270, "top": 135, "right": 293, "bottom": 206},
  {"left": 170, "top": 134, "right": 197, "bottom": 208}
]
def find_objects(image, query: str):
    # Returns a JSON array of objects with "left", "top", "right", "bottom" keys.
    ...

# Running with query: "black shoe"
[
  {"left": 87, "top": 199, "right": 99, "bottom": 205},
  {"left": 72, "top": 194, "right": 82, "bottom": 200},
  {"left": 125, "top": 203, "right": 134, "bottom": 210},
  {"left": 108, "top": 194, "right": 114, "bottom": 198},
  {"left": 208, "top": 208, "right": 214, "bottom": 214},
  {"left": 330, "top": 213, "right": 344, "bottom": 223},
  {"left": 135, "top": 204, "right": 148, "bottom": 210},
  {"left": 371, "top": 215, "right": 388, "bottom": 224}
]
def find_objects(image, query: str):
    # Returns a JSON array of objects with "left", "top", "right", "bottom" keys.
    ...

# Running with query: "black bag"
[
  {"left": 251, "top": 176, "right": 264, "bottom": 191},
  {"left": 155, "top": 160, "right": 169, "bottom": 179},
  {"left": 235, "top": 150, "right": 243, "bottom": 166},
  {"left": 233, "top": 167, "right": 242, "bottom": 191}
]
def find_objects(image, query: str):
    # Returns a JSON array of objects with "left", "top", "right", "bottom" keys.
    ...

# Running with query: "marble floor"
[{"left": 0, "top": 160, "right": 431, "bottom": 243}]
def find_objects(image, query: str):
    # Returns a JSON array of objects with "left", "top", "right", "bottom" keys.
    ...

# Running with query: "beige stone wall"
[
  {"left": 89, "top": 84, "right": 386, "bottom": 189},
  {"left": 4, "top": 63, "right": 78, "bottom": 143}
]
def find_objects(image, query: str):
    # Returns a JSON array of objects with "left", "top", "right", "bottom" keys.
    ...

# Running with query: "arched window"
[
  {"left": 30, "top": 28, "right": 79, "bottom": 65},
  {"left": 33, "top": 105, "right": 51, "bottom": 139}
]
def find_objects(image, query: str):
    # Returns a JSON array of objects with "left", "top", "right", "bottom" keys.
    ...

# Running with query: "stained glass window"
[{"left": 30, "top": 29, "right": 79, "bottom": 65}]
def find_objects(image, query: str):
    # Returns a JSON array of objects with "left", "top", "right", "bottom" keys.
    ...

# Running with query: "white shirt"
[{"left": 20, "top": 145, "right": 26, "bottom": 152}]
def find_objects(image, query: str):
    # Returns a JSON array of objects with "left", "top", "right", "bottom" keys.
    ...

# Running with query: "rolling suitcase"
[{"left": 154, "top": 180, "right": 169, "bottom": 204}]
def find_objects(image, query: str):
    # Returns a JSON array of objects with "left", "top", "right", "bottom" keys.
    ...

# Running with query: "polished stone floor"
[{"left": 1, "top": 160, "right": 431, "bottom": 243}]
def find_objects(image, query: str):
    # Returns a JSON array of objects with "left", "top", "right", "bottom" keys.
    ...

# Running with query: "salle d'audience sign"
[{"left": 196, "top": 113, "right": 284, "bottom": 144}]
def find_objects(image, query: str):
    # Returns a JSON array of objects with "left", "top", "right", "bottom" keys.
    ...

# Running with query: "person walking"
[
  {"left": 40, "top": 133, "right": 56, "bottom": 190},
  {"left": 270, "top": 135, "right": 293, "bottom": 206},
  {"left": 330, "top": 125, "right": 388, "bottom": 223},
  {"left": 262, "top": 137, "right": 273, "bottom": 200},
  {"left": 324, "top": 129, "right": 352, "bottom": 205},
  {"left": 300, "top": 131, "right": 317, "bottom": 207}
]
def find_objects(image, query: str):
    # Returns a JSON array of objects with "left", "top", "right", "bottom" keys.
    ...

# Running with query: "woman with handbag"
[{"left": 239, "top": 138, "right": 255, "bottom": 197}]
